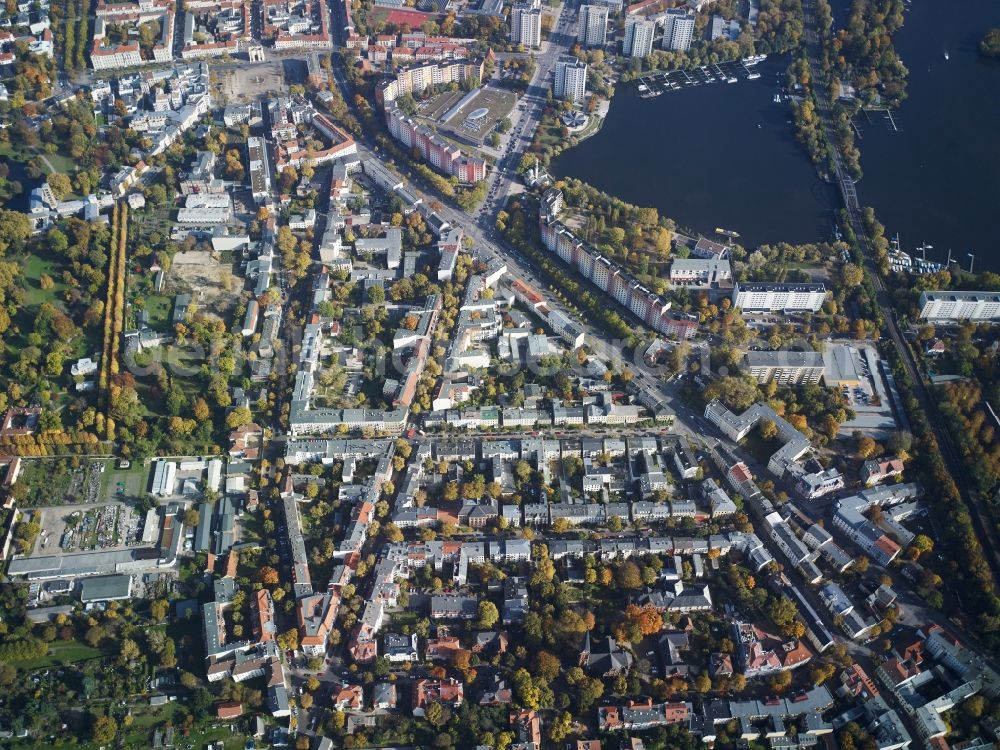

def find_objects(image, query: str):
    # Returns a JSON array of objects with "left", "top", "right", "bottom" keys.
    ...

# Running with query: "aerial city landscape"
[{"left": 0, "top": 0, "right": 998, "bottom": 747}]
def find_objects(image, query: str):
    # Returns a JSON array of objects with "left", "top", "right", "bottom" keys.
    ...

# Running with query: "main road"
[
  {"left": 328, "top": 0, "right": 683, "bottom": 420},
  {"left": 478, "top": 0, "right": 580, "bottom": 219}
]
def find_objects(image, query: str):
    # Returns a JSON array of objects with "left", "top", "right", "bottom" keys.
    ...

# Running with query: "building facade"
[
  {"left": 554, "top": 55, "right": 588, "bottom": 103},
  {"left": 917, "top": 291, "right": 1000, "bottom": 321},
  {"left": 385, "top": 103, "right": 487, "bottom": 184},
  {"left": 744, "top": 351, "right": 825, "bottom": 385},
  {"left": 578, "top": 4, "right": 609, "bottom": 46},
  {"left": 732, "top": 282, "right": 827, "bottom": 312},
  {"left": 623, "top": 15, "right": 656, "bottom": 57},
  {"left": 661, "top": 8, "right": 695, "bottom": 51},
  {"left": 510, "top": 0, "right": 541, "bottom": 47}
]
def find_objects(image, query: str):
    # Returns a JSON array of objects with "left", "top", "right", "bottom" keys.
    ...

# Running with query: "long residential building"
[
  {"left": 917, "top": 290, "right": 1000, "bottom": 321},
  {"left": 376, "top": 58, "right": 485, "bottom": 104},
  {"left": 704, "top": 400, "right": 811, "bottom": 478},
  {"left": 385, "top": 103, "right": 486, "bottom": 184},
  {"left": 247, "top": 136, "right": 271, "bottom": 204},
  {"left": 669, "top": 258, "right": 732, "bottom": 283},
  {"left": 744, "top": 350, "right": 824, "bottom": 385},
  {"left": 539, "top": 195, "right": 683, "bottom": 337},
  {"left": 732, "top": 282, "right": 827, "bottom": 313}
]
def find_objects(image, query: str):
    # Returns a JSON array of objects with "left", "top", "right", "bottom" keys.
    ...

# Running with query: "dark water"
[
  {"left": 857, "top": 0, "right": 1000, "bottom": 271},
  {"left": 2, "top": 158, "right": 39, "bottom": 213},
  {"left": 551, "top": 56, "right": 840, "bottom": 247},
  {"left": 552, "top": 1, "right": 1000, "bottom": 268}
]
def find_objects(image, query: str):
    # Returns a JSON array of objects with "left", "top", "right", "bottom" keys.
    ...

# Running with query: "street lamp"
[{"left": 968, "top": 253, "right": 976, "bottom": 274}]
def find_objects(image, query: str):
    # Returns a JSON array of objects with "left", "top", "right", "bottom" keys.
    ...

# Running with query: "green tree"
[
  {"left": 119, "top": 638, "right": 140, "bottom": 662},
  {"left": 615, "top": 561, "right": 643, "bottom": 589},
  {"left": 424, "top": 700, "right": 446, "bottom": 727},
  {"left": 477, "top": 600, "right": 499, "bottom": 629},
  {"left": 226, "top": 406, "right": 252, "bottom": 430},
  {"left": 512, "top": 668, "right": 541, "bottom": 709},
  {"left": 367, "top": 285, "right": 386, "bottom": 305},
  {"left": 90, "top": 715, "right": 117, "bottom": 744}
]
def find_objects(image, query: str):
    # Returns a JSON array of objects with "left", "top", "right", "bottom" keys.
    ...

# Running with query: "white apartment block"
[
  {"left": 661, "top": 8, "right": 695, "bottom": 51},
  {"left": 917, "top": 291, "right": 1000, "bottom": 321},
  {"left": 510, "top": 0, "right": 541, "bottom": 47},
  {"left": 554, "top": 55, "right": 588, "bottom": 103},
  {"left": 578, "top": 4, "right": 608, "bottom": 47},
  {"left": 732, "top": 282, "right": 827, "bottom": 312},
  {"left": 744, "top": 351, "right": 825, "bottom": 386},
  {"left": 623, "top": 15, "right": 656, "bottom": 57}
]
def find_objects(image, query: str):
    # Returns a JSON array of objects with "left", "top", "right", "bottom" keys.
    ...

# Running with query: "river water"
[
  {"left": 856, "top": 0, "right": 1000, "bottom": 271},
  {"left": 552, "top": 0, "right": 1000, "bottom": 268}
]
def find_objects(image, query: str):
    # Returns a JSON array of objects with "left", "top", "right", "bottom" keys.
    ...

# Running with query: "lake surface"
[
  {"left": 551, "top": 56, "right": 841, "bottom": 247},
  {"left": 552, "top": 1, "right": 1000, "bottom": 268}
]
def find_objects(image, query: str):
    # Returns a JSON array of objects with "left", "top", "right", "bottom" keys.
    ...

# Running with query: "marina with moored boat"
[{"left": 637, "top": 56, "right": 767, "bottom": 98}]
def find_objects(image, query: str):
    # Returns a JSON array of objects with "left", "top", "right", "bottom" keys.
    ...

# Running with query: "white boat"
[
  {"left": 944, "top": 50, "right": 950, "bottom": 60},
  {"left": 743, "top": 54, "right": 767, "bottom": 65},
  {"left": 747, "top": 72, "right": 761, "bottom": 80}
]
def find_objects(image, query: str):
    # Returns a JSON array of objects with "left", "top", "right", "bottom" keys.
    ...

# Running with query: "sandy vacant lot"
[{"left": 168, "top": 250, "right": 240, "bottom": 319}]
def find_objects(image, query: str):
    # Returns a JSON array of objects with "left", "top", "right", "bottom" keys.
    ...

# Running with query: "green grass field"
[
  {"left": 20, "top": 253, "right": 68, "bottom": 307},
  {"left": 18, "top": 248, "right": 101, "bottom": 363},
  {"left": 143, "top": 294, "right": 173, "bottom": 329},
  {"left": 0, "top": 142, "right": 76, "bottom": 178},
  {"left": 102, "top": 462, "right": 150, "bottom": 504},
  {"left": 13, "top": 640, "right": 106, "bottom": 670}
]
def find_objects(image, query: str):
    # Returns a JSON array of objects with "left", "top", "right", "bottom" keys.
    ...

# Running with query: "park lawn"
[
  {"left": 20, "top": 252, "right": 69, "bottom": 308},
  {"left": 0, "top": 142, "right": 75, "bottom": 177},
  {"left": 34, "top": 151, "right": 76, "bottom": 177},
  {"left": 133, "top": 375, "right": 218, "bottom": 426},
  {"left": 534, "top": 120, "right": 565, "bottom": 151},
  {"left": 0, "top": 142, "right": 34, "bottom": 171},
  {"left": 13, "top": 639, "right": 106, "bottom": 670},
  {"left": 18, "top": 247, "right": 101, "bottom": 364},
  {"left": 143, "top": 294, "right": 173, "bottom": 329}
]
